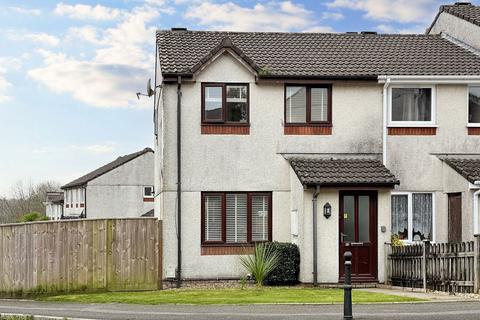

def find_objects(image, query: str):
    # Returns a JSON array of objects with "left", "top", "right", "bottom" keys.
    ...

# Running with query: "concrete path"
[
  {"left": 359, "top": 287, "right": 479, "bottom": 301},
  {"left": 1, "top": 300, "right": 480, "bottom": 320}
]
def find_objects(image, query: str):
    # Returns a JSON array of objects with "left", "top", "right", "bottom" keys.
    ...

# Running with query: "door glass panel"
[
  {"left": 358, "top": 195, "right": 370, "bottom": 242},
  {"left": 343, "top": 195, "right": 355, "bottom": 242}
]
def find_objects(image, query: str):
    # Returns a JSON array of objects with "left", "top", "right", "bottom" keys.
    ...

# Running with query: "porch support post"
[{"left": 312, "top": 185, "right": 320, "bottom": 286}]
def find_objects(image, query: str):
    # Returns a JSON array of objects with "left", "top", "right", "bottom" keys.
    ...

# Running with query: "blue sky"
[{"left": 0, "top": 0, "right": 478, "bottom": 196}]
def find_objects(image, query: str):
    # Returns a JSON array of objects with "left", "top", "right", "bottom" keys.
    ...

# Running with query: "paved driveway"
[{"left": 1, "top": 300, "right": 480, "bottom": 320}]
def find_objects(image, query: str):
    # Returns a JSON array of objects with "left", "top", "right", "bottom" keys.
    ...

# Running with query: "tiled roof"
[
  {"left": 443, "top": 157, "right": 480, "bottom": 183},
  {"left": 289, "top": 158, "right": 399, "bottom": 186},
  {"left": 156, "top": 30, "right": 480, "bottom": 78},
  {"left": 431, "top": 3, "right": 480, "bottom": 30},
  {"left": 62, "top": 148, "right": 153, "bottom": 189}
]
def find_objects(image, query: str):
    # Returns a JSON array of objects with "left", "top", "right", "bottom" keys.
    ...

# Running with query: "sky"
[{"left": 0, "top": 0, "right": 478, "bottom": 196}]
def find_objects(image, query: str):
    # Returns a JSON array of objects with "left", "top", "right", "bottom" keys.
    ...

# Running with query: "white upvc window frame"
[
  {"left": 467, "top": 85, "right": 480, "bottom": 127},
  {"left": 391, "top": 191, "right": 436, "bottom": 243},
  {"left": 388, "top": 84, "right": 437, "bottom": 127},
  {"left": 144, "top": 186, "right": 154, "bottom": 198}
]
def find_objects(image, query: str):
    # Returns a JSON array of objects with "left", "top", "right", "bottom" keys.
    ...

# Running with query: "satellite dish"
[
  {"left": 136, "top": 78, "right": 155, "bottom": 100},
  {"left": 147, "top": 79, "right": 154, "bottom": 97}
]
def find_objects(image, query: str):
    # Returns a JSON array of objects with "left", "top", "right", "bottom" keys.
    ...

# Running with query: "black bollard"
[{"left": 343, "top": 251, "right": 353, "bottom": 320}]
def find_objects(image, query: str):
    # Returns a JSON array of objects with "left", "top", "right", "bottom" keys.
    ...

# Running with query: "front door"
[
  {"left": 448, "top": 193, "right": 462, "bottom": 243},
  {"left": 339, "top": 191, "right": 377, "bottom": 281}
]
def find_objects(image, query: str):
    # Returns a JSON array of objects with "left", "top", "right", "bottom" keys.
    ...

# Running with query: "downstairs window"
[
  {"left": 391, "top": 192, "right": 434, "bottom": 242},
  {"left": 202, "top": 192, "right": 272, "bottom": 245}
]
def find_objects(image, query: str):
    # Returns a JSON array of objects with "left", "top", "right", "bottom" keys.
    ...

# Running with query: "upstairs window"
[
  {"left": 469, "top": 86, "right": 480, "bottom": 124},
  {"left": 389, "top": 86, "right": 435, "bottom": 125},
  {"left": 202, "top": 83, "right": 249, "bottom": 124},
  {"left": 285, "top": 85, "right": 331, "bottom": 125},
  {"left": 202, "top": 192, "right": 271, "bottom": 245},
  {"left": 144, "top": 186, "right": 154, "bottom": 198}
]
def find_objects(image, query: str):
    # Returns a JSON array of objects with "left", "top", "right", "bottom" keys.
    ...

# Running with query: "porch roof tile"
[
  {"left": 443, "top": 158, "right": 480, "bottom": 184},
  {"left": 289, "top": 158, "right": 400, "bottom": 187}
]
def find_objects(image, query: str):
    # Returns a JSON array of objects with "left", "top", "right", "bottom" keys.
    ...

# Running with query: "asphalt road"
[{"left": 0, "top": 300, "right": 480, "bottom": 320}]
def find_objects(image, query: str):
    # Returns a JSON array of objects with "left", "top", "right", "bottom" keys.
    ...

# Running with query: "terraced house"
[{"left": 154, "top": 4, "right": 480, "bottom": 285}]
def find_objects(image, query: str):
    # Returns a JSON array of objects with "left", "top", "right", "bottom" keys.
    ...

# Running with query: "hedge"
[{"left": 265, "top": 242, "right": 300, "bottom": 285}]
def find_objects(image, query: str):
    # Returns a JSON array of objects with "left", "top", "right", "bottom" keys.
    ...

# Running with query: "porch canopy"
[
  {"left": 289, "top": 157, "right": 400, "bottom": 187},
  {"left": 443, "top": 157, "right": 480, "bottom": 183}
]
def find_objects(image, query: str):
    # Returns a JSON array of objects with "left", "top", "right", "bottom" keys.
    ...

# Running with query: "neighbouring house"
[
  {"left": 61, "top": 148, "right": 155, "bottom": 219},
  {"left": 428, "top": 2, "right": 480, "bottom": 50},
  {"left": 44, "top": 191, "right": 64, "bottom": 220},
  {"left": 154, "top": 8, "right": 480, "bottom": 285}
]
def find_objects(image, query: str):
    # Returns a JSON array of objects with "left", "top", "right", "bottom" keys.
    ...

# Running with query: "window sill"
[
  {"left": 388, "top": 127, "right": 437, "bottom": 135},
  {"left": 468, "top": 127, "right": 480, "bottom": 135},
  {"left": 201, "top": 245, "right": 255, "bottom": 255},
  {"left": 284, "top": 125, "right": 332, "bottom": 135},
  {"left": 201, "top": 124, "right": 250, "bottom": 135},
  {"left": 467, "top": 124, "right": 480, "bottom": 128},
  {"left": 143, "top": 197, "right": 154, "bottom": 202},
  {"left": 387, "top": 124, "right": 438, "bottom": 128}
]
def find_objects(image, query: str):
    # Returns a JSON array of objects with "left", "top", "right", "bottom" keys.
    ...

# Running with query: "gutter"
[
  {"left": 176, "top": 75, "right": 182, "bottom": 288},
  {"left": 378, "top": 75, "right": 480, "bottom": 84},
  {"left": 382, "top": 78, "right": 391, "bottom": 165},
  {"left": 312, "top": 185, "right": 320, "bottom": 286}
]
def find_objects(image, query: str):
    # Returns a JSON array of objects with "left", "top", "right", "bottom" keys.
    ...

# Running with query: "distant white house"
[
  {"left": 60, "top": 148, "right": 155, "bottom": 219},
  {"left": 44, "top": 191, "right": 64, "bottom": 220}
]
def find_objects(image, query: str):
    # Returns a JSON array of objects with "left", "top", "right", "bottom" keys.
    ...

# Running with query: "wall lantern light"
[{"left": 323, "top": 202, "right": 332, "bottom": 219}]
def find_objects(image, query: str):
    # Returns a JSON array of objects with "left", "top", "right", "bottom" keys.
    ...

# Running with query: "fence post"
[
  {"left": 384, "top": 242, "right": 390, "bottom": 285},
  {"left": 474, "top": 234, "right": 480, "bottom": 294},
  {"left": 422, "top": 240, "right": 430, "bottom": 292}
]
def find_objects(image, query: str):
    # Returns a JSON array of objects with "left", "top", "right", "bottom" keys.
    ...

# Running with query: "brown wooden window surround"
[
  {"left": 201, "top": 192, "right": 272, "bottom": 255},
  {"left": 201, "top": 83, "right": 250, "bottom": 135},
  {"left": 284, "top": 84, "right": 332, "bottom": 135}
]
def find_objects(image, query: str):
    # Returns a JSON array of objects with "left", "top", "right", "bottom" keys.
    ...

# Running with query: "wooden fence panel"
[
  {"left": 388, "top": 240, "right": 477, "bottom": 294},
  {"left": 0, "top": 218, "right": 161, "bottom": 296}
]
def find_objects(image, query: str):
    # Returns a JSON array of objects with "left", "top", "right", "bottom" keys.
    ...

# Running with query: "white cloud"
[
  {"left": 7, "top": 31, "right": 60, "bottom": 47},
  {"left": 28, "top": 5, "right": 160, "bottom": 109},
  {"left": 54, "top": 2, "right": 122, "bottom": 20},
  {"left": 327, "top": 0, "right": 439, "bottom": 23},
  {"left": 26, "top": 32, "right": 60, "bottom": 46},
  {"left": 9, "top": 6, "right": 41, "bottom": 15},
  {"left": 377, "top": 24, "right": 426, "bottom": 34},
  {"left": 0, "top": 57, "right": 21, "bottom": 104},
  {"left": 184, "top": 1, "right": 333, "bottom": 32},
  {"left": 34, "top": 143, "right": 117, "bottom": 155},
  {"left": 321, "top": 12, "right": 345, "bottom": 21}
]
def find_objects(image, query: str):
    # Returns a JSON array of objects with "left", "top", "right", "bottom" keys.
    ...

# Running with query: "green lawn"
[{"left": 40, "top": 287, "right": 424, "bottom": 305}]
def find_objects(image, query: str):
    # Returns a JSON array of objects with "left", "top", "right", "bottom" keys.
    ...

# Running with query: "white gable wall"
[
  {"left": 429, "top": 12, "right": 480, "bottom": 50},
  {"left": 86, "top": 151, "right": 154, "bottom": 218}
]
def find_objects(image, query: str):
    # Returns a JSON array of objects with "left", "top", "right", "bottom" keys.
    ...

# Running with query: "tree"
[{"left": 0, "top": 180, "right": 61, "bottom": 224}]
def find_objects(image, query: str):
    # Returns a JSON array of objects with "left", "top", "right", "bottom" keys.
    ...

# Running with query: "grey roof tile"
[
  {"left": 289, "top": 158, "right": 399, "bottom": 186},
  {"left": 61, "top": 148, "right": 153, "bottom": 189},
  {"left": 443, "top": 157, "right": 480, "bottom": 183},
  {"left": 157, "top": 30, "right": 480, "bottom": 78}
]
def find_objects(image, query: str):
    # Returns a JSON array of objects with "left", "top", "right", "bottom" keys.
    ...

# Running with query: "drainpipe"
[
  {"left": 176, "top": 75, "right": 182, "bottom": 288},
  {"left": 312, "top": 185, "right": 320, "bottom": 286},
  {"left": 382, "top": 78, "right": 391, "bottom": 165},
  {"left": 473, "top": 181, "right": 480, "bottom": 235}
]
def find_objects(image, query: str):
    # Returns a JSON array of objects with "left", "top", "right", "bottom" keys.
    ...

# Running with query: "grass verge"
[{"left": 39, "top": 287, "right": 424, "bottom": 305}]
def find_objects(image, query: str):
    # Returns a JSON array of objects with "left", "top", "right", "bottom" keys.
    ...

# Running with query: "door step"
[{"left": 302, "top": 282, "right": 379, "bottom": 289}]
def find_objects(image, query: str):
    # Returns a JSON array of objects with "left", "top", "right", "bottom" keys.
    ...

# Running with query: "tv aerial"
[{"left": 136, "top": 79, "right": 156, "bottom": 99}]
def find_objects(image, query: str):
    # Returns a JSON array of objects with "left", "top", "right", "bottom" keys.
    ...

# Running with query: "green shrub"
[
  {"left": 17, "top": 211, "right": 49, "bottom": 223},
  {"left": 239, "top": 243, "right": 280, "bottom": 287},
  {"left": 265, "top": 242, "right": 300, "bottom": 286}
]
